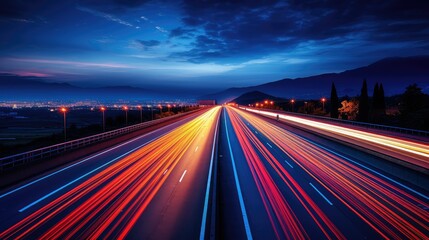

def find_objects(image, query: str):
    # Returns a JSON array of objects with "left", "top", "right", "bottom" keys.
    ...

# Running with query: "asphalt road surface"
[
  {"left": 0, "top": 105, "right": 428, "bottom": 239},
  {"left": 218, "top": 106, "right": 428, "bottom": 239},
  {"left": 0, "top": 106, "right": 221, "bottom": 239}
]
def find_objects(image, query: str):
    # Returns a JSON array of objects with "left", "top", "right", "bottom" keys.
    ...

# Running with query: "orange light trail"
[
  {"left": 230, "top": 106, "right": 429, "bottom": 239},
  {"left": 0, "top": 106, "right": 221, "bottom": 239}
]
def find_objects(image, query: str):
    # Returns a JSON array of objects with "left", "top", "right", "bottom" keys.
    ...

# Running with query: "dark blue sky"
[{"left": 0, "top": 0, "right": 428, "bottom": 93}]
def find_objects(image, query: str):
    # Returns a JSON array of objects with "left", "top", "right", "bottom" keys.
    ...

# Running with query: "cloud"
[
  {"left": 169, "top": 27, "right": 196, "bottom": 39},
  {"left": 76, "top": 6, "right": 134, "bottom": 27},
  {"left": 173, "top": 0, "right": 429, "bottom": 63},
  {"left": 0, "top": 71, "right": 52, "bottom": 77},
  {"left": 0, "top": 0, "right": 46, "bottom": 23},
  {"left": 135, "top": 40, "right": 161, "bottom": 50},
  {"left": 155, "top": 26, "right": 168, "bottom": 34},
  {"left": 77, "top": 0, "right": 151, "bottom": 12},
  {"left": 8, "top": 58, "right": 134, "bottom": 69}
]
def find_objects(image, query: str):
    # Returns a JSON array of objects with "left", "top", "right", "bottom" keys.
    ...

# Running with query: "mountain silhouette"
[{"left": 203, "top": 56, "right": 429, "bottom": 103}]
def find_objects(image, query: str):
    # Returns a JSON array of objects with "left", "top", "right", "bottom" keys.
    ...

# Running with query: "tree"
[
  {"left": 357, "top": 79, "right": 369, "bottom": 122},
  {"left": 330, "top": 82, "right": 339, "bottom": 118},
  {"left": 400, "top": 84, "right": 425, "bottom": 115},
  {"left": 371, "top": 82, "right": 386, "bottom": 122},
  {"left": 372, "top": 82, "right": 379, "bottom": 110},
  {"left": 399, "top": 84, "right": 429, "bottom": 129},
  {"left": 339, "top": 99, "right": 359, "bottom": 120},
  {"left": 379, "top": 83, "right": 386, "bottom": 112}
]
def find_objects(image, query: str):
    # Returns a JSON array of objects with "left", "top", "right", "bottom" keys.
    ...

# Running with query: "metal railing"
[
  {"left": 240, "top": 106, "right": 429, "bottom": 138},
  {"left": 0, "top": 109, "right": 200, "bottom": 172}
]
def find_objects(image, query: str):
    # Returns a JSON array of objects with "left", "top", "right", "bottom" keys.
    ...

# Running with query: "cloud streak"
[
  {"left": 8, "top": 58, "right": 134, "bottom": 69},
  {"left": 76, "top": 6, "right": 134, "bottom": 27}
]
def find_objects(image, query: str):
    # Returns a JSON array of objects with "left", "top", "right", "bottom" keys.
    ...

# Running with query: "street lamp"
[
  {"left": 123, "top": 106, "right": 128, "bottom": 125},
  {"left": 321, "top": 97, "right": 326, "bottom": 112},
  {"left": 137, "top": 105, "right": 142, "bottom": 123},
  {"left": 167, "top": 104, "right": 171, "bottom": 113},
  {"left": 158, "top": 104, "right": 162, "bottom": 113},
  {"left": 148, "top": 105, "right": 153, "bottom": 120},
  {"left": 60, "top": 107, "right": 67, "bottom": 142},
  {"left": 100, "top": 106, "right": 106, "bottom": 132},
  {"left": 256, "top": 103, "right": 259, "bottom": 107},
  {"left": 290, "top": 99, "right": 295, "bottom": 112}
]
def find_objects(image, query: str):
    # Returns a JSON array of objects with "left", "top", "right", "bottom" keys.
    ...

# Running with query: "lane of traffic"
[
  {"left": 241, "top": 107, "right": 429, "bottom": 170},
  {"left": 0, "top": 107, "right": 221, "bottom": 239},
  {"left": 230, "top": 106, "right": 429, "bottom": 239}
]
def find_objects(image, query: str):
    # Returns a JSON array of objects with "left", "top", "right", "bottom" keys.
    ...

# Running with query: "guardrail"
[
  {"left": 0, "top": 109, "right": 201, "bottom": 172},
  {"left": 239, "top": 106, "right": 429, "bottom": 138}
]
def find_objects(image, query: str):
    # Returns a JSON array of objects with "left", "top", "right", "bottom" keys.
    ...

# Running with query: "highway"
[
  {"left": 0, "top": 105, "right": 428, "bottom": 239},
  {"left": 0, "top": 106, "right": 221, "bottom": 239},
  {"left": 219, "top": 106, "right": 429, "bottom": 239}
]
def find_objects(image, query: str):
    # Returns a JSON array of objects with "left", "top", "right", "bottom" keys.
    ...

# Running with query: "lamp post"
[
  {"left": 123, "top": 106, "right": 128, "bottom": 125},
  {"left": 158, "top": 104, "right": 162, "bottom": 113},
  {"left": 167, "top": 104, "right": 171, "bottom": 113},
  {"left": 148, "top": 105, "right": 153, "bottom": 120},
  {"left": 137, "top": 105, "right": 142, "bottom": 123},
  {"left": 100, "top": 106, "right": 106, "bottom": 132},
  {"left": 304, "top": 101, "right": 308, "bottom": 113},
  {"left": 290, "top": 99, "right": 295, "bottom": 112},
  {"left": 60, "top": 107, "right": 67, "bottom": 142},
  {"left": 321, "top": 97, "right": 326, "bottom": 112}
]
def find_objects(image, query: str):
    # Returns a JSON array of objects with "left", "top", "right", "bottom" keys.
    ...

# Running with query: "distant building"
[{"left": 198, "top": 100, "right": 216, "bottom": 106}]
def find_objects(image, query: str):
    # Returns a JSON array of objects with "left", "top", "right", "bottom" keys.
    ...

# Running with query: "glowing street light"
[
  {"left": 60, "top": 107, "right": 67, "bottom": 142},
  {"left": 148, "top": 105, "right": 153, "bottom": 120},
  {"left": 123, "top": 106, "right": 128, "bottom": 125},
  {"left": 321, "top": 97, "right": 326, "bottom": 112},
  {"left": 167, "top": 104, "right": 171, "bottom": 113},
  {"left": 158, "top": 104, "right": 162, "bottom": 113},
  {"left": 100, "top": 106, "right": 106, "bottom": 132},
  {"left": 256, "top": 103, "right": 260, "bottom": 107},
  {"left": 137, "top": 105, "right": 143, "bottom": 123},
  {"left": 290, "top": 99, "right": 295, "bottom": 112},
  {"left": 270, "top": 101, "right": 274, "bottom": 105}
]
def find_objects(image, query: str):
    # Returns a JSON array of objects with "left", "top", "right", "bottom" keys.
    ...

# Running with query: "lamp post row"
[
  {"left": 251, "top": 97, "right": 326, "bottom": 112},
  {"left": 58, "top": 104, "right": 181, "bottom": 141}
]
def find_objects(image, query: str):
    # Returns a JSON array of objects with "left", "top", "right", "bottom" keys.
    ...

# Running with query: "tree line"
[{"left": 329, "top": 81, "right": 429, "bottom": 130}]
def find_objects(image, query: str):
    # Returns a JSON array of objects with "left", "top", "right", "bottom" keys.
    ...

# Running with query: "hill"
[
  {"left": 231, "top": 91, "right": 285, "bottom": 105},
  {"left": 202, "top": 56, "right": 429, "bottom": 103},
  {"left": 0, "top": 74, "right": 160, "bottom": 101}
]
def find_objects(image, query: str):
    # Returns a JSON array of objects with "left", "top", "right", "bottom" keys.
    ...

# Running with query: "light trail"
[
  {"left": 241, "top": 107, "right": 429, "bottom": 170},
  {"left": 230, "top": 106, "right": 429, "bottom": 239},
  {"left": 0, "top": 106, "right": 221, "bottom": 239},
  {"left": 226, "top": 107, "right": 344, "bottom": 239}
]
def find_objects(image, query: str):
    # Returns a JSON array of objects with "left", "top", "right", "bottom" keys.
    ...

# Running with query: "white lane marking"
[
  {"left": 200, "top": 111, "right": 220, "bottom": 240},
  {"left": 17, "top": 125, "right": 179, "bottom": 212},
  {"left": 224, "top": 109, "right": 253, "bottom": 240},
  {"left": 0, "top": 114, "right": 196, "bottom": 200},
  {"left": 310, "top": 182, "right": 333, "bottom": 205},
  {"left": 284, "top": 160, "right": 294, "bottom": 168},
  {"left": 179, "top": 170, "right": 187, "bottom": 183},
  {"left": 195, "top": 146, "right": 199, "bottom": 152},
  {"left": 163, "top": 169, "right": 168, "bottom": 175},
  {"left": 266, "top": 143, "right": 273, "bottom": 148}
]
